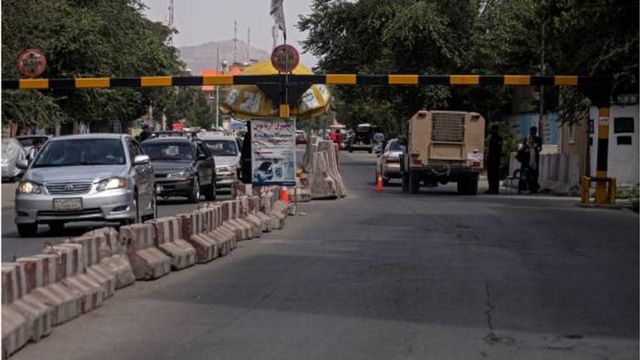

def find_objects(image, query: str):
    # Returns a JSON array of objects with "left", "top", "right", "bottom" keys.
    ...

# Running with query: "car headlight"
[
  {"left": 97, "top": 177, "right": 128, "bottom": 192},
  {"left": 17, "top": 181, "right": 43, "bottom": 194},
  {"left": 216, "top": 165, "right": 236, "bottom": 174},
  {"left": 166, "top": 171, "right": 189, "bottom": 178}
]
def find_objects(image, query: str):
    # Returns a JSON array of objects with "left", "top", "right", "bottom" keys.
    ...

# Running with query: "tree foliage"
[
  {"left": 299, "top": 0, "right": 638, "bottom": 134},
  {"left": 2, "top": 0, "right": 213, "bottom": 131}
]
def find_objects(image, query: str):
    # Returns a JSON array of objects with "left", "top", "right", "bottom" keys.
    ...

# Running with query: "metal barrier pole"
[{"left": 595, "top": 107, "right": 610, "bottom": 204}]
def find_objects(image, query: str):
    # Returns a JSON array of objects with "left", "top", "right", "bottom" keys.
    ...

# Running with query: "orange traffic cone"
[
  {"left": 376, "top": 173, "right": 384, "bottom": 192},
  {"left": 279, "top": 187, "right": 290, "bottom": 203}
]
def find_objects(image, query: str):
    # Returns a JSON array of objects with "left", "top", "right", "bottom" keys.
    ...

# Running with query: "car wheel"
[
  {"left": 204, "top": 182, "right": 216, "bottom": 201},
  {"left": 17, "top": 223, "right": 38, "bottom": 237},
  {"left": 409, "top": 171, "right": 420, "bottom": 194},
  {"left": 48, "top": 221, "right": 65, "bottom": 234},
  {"left": 188, "top": 177, "right": 201, "bottom": 203}
]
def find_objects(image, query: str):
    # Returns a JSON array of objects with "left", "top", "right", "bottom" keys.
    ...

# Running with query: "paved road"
[
  {"left": 1, "top": 182, "right": 231, "bottom": 261},
  {"left": 11, "top": 151, "right": 639, "bottom": 360}
]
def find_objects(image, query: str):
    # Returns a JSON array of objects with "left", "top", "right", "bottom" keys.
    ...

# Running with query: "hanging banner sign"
[{"left": 251, "top": 119, "right": 296, "bottom": 186}]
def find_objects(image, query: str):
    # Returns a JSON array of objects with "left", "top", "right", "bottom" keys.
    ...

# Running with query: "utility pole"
[
  {"left": 166, "top": 0, "right": 175, "bottom": 46},
  {"left": 233, "top": 21, "right": 238, "bottom": 65},
  {"left": 215, "top": 48, "right": 220, "bottom": 131}
]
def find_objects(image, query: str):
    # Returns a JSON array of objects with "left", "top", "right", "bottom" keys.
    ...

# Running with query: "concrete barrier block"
[
  {"left": 86, "top": 264, "right": 116, "bottom": 299},
  {"left": 120, "top": 224, "right": 171, "bottom": 281},
  {"left": 255, "top": 212, "right": 272, "bottom": 232},
  {"left": 99, "top": 255, "right": 135, "bottom": 290},
  {"left": 149, "top": 217, "right": 197, "bottom": 270},
  {"left": 61, "top": 274, "right": 103, "bottom": 314},
  {"left": 8, "top": 295, "right": 53, "bottom": 342},
  {"left": 221, "top": 222, "right": 242, "bottom": 243},
  {"left": 2, "top": 263, "right": 27, "bottom": 304},
  {"left": 190, "top": 233, "right": 219, "bottom": 262},
  {"left": 245, "top": 214, "right": 264, "bottom": 236},
  {"left": 28, "top": 282, "right": 82, "bottom": 326},
  {"left": 16, "top": 254, "right": 58, "bottom": 291},
  {"left": 2, "top": 307, "right": 29, "bottom": 358},
  {"left": 2, "top": 263, "right": 53, "bottom": 342},
  {"left": 216, "top": 226, "right": 237, "bottom": 252},
  {"left": 177, "top": 214, "right": 218, "bottom": 263},
  {"left": 226, "top": 219, "right": 252, "bottom": 240}
]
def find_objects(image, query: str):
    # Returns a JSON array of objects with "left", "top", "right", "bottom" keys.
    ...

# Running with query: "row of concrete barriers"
[{"left": 1, "top": 187, "right": 291, "bottom": 359}]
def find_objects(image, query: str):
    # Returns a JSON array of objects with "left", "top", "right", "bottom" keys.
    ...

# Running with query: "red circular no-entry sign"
[
  {"left": 271, "top": 44, "right": 299, "bottom": 73},
  {"left": 17, "top": 49, "right": 47, "bottom": 78}
]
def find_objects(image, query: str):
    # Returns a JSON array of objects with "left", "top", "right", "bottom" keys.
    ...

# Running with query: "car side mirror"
[
  {"left": 133, "top": 155, "right": 150, "bottom": 165},
  {"left": 16, "top": 159, "right": 28, "bottom": 169}
]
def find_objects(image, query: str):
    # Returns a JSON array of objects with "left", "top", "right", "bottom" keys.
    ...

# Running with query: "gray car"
[
  {"left": 200, "top": 135, "right": 241, "bottom": 191},
  {"left": 141, "top": 137, "right": 216, "bottom": 203},
  {"left": 14, "top": 134, "right": 157, "bottom": 237}
]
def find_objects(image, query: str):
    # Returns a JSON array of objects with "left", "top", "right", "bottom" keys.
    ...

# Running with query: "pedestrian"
[
  {"left": 523, "top": 126, "right": 542, "bottom": 193},
  {"left": 137, "top": 124, "right": 152, "bottom": 143},
  {"left": 484, "top": 124, "right": 502, "bottom": 194},
  {"left": 27, "top": 138, "right": 44, "bottom": 163}
]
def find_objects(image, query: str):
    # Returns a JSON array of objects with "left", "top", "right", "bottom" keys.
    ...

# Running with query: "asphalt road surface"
[{"left": 8, "top": 151, "right": 639, "bottom": 360}]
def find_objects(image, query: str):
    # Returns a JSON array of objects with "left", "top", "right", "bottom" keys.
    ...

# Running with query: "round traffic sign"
[
  {"left": 271, "top": 44, "right": 299, "bottom": 73},
  {"left": 17, "top": 49, "right": 47, "bottom": 78}
]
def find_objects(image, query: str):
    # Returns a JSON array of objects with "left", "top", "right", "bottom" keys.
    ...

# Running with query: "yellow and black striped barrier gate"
[
  {"left": 2, "top": 73, "right": 613, "bottom": 204},
  {"left": 1, "top": 74, "right": 611, "bottom": 89}
]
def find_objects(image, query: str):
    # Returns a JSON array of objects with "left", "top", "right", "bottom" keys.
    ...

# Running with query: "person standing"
[
  {"left": 484, "top": 124, "right": 502, "bottom": 194},
  {"left": 524, "top": 126, "right": 542, "bottom": 193},
  {"left": 137, "top": 124, "right": 152, "bottom": 143},
  {"left": 27, "top": 138, "right": 44, "bottom": 163}
]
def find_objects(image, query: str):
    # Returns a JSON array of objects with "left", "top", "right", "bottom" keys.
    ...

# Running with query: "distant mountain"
[{"left": 179, "top": 40, "right": 270, "bottom": 75}]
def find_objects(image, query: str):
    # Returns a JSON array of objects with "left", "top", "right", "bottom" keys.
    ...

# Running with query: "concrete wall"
[{"left": 589, "top": 104, "right": 639, "bottom": 186}]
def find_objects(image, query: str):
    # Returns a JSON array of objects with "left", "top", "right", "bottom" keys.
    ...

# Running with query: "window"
[
  {"left": 140, "top": 142, "right": 194, "bottom": 161},
  {"left": 617, "top": 136, "right": 632, "bottom": 145},
  {"left": 614, "top": 117, "right": 634, "bottom": 133}
]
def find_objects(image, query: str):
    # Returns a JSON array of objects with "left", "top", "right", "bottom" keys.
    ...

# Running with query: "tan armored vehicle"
[{"left": 400, "top": 110, "right": 485, "bottom": 194}]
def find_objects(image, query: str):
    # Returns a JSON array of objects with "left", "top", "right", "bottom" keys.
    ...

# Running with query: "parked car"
[
  {"left": 295, "top": 130, "right": 307, "bottom": 145},
  {"left": 2, "top": 138, "right": 28, "bottom": 182},
  {"left": 347, "top": 123, "right": 376, "bottom": 153},
  {"left": 16, "top": 135, "right": 53, "bottom": 154},
  {"left": 375, "top": 139, "right": 405, "bottom": 185},
  {"left": 200, "top": 134, "right": 241, "bottom": 192},
  {"left": 14, "top": 134, "right": 157, "bottom": 237},
  {"left": 141, "top": 137, "right": 216, "bottom": 203}
]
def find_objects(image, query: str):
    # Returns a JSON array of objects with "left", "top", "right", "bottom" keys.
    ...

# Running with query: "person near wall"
[
  {"left": 484, "top": 124, "right": 502, "bottom": 194},
  {"left": 523, "top": 126, "right": 543, "bottom": 193}
]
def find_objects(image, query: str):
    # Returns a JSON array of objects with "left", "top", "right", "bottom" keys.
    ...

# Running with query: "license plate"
[{"left": 52, "top": 198, "right": 82, "bottom": 211}]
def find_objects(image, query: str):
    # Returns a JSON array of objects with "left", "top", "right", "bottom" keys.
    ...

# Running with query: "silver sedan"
[
  {"left": 14, "top": 134, "right": 157, "bottom": 237},
  {"left": 375, "top": 139, "right": 405, "bottom": 185}
]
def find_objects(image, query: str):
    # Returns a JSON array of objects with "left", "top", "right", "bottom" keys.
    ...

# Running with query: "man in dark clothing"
[
  {"left": 484, "top": 124, "right": 502, "bottom": 194},
  {"left": 524, "top": 126, "right": 543, "bottom": 193},
  {"left": 137, "top": 124, "right": 152, "bottom": 143}
]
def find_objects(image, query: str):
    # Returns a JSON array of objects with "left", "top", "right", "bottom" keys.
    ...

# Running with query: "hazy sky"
[{"left": 142, "top": 0, "right": 318, "bottom": 66}]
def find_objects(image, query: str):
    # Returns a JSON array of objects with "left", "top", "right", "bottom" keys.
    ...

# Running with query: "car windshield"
[
  {"left": 33, "top": 139, "right": 125, "bottom": 167},
  {"left": 203, "top": 140, "right": 237, "bottom": 156},
  {"left": 388, "top": 140, "right": 403, "bottom": 151},
  {"left": 141, "top": 142, "right": 193, "bottom": 161}
]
